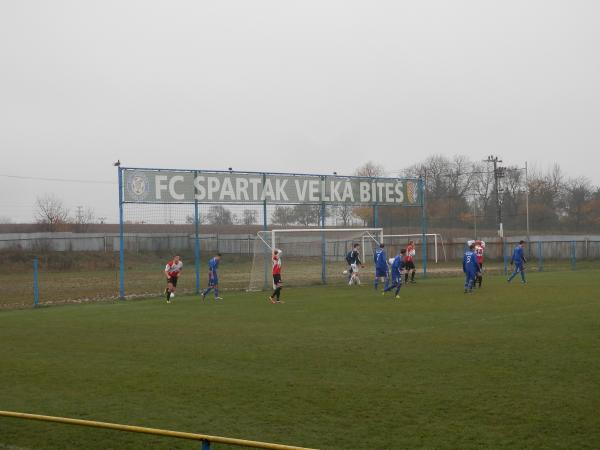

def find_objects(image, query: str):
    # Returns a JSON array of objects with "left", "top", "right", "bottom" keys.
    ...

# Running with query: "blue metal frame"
[
  {"left": 120, "top": 165, "right": 421, "bottom": 183},
  {"left": 262, "top": 174, "right": 269, "bottom": 290},
  {"left": 33, "top": 257, "right": 39, "bottom": 307},
  {"left": 419, "top": 177, "right": 428, "bottom": 277},
  {"left": 119, "top": 166, "right": 428, "bottom": 293},
  {"left": 537, "top": 241, "right": 543, "bottom": 272},
  {"left": 503, "top": 241, "right": 509, "bottom": 275},
  {"left": 571, "top": 241, "right": 576, "bottom": 270},
  {"left": 320, "top": 200, "right": 326, "bottom": 284},
  {"left": 118, "top": 167, "right": 125, "bottom": 299},
  {"left": 194, "top": 201, "right": 201, "bottom": 294}
]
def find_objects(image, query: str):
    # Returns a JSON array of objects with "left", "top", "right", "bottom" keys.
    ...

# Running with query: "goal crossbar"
[
  {"left": 259, "top": 228, "right": 384, "bottom": 263},
  {"left": 383, "top": 233, "right": 446, "bottom": 263}
]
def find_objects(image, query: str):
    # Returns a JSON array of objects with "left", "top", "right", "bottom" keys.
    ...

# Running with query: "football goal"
[
  {"left": 383, "top": 233, "right": 447, "bottom": 263},
  {"left": 248, "top": 228, "right": 384, "bottom": 291}
]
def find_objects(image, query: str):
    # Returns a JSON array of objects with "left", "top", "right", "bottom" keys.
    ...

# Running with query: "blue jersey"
[
  {"left": 374, "top": 248, "right": 387, "bottom": 271},
  {"left": 208, "top": 257, "right": 219, "bottom": 274},
  {"left": 390, "top": 255, "right": 404, "bottom": 278},
  {"left": 511, "top": 246, "right": 525, "bottom": 265},
  {"left": 463, "top": 251, "right": 479, "bottom": 274}
]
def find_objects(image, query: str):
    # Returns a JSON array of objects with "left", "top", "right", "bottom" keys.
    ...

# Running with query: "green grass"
[{"left": 1, "top": 272, "right": 600, "bottom": 449}]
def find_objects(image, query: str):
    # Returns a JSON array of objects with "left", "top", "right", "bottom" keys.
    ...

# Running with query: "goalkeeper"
[{"left": 345, "top": 243, "right": 363, "bottom": 286}]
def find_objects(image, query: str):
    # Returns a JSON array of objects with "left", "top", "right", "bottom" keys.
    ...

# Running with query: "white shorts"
[{"left": 350, "top": 263, "right": 359, "bottom": 274}]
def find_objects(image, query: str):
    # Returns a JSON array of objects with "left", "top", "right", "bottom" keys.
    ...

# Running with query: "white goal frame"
[
  {"left": 257, "top": 228, "right": 384, "bottom": 264},
  {"left": 249, "top": 228, "right": 384, "bottom": 290},
  {"left": 383, "top": 233, "right": 447, "bottom": 263}
]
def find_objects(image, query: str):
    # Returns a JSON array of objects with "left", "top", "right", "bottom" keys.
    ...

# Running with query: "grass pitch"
[{"left": 1, "top": 272, "right": 599, "bottom": 449}]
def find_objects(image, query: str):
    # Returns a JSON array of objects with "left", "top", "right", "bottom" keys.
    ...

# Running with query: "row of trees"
[
  {"left": 23, "top": 157, "right": 600, "bottom": 234},
  {"left": 34, "top": 194, "right": 101, "bottom": 232}
]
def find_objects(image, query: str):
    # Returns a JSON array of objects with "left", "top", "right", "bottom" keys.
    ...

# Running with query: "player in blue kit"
[
  {"left": 201, "top": 253, "right": 223, "bottom": 300},
  {"left": 373, "top": 243, "right": 388, "bottom": 291},
  {"left": 507, "top": 240, "right": 527, "bottom": 284},
  {"left": 383, "top": 248, "right": 406, "bottom": 298},
  {"left": 463, "top": 243, "right": 480, "bottom": 293}
]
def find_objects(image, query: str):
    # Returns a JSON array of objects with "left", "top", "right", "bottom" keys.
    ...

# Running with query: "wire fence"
[{"left": 2, "top": 232, "right": 599, "bottom": 309}]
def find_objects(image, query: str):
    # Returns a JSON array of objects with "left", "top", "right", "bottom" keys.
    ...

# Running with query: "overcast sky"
[{"left": 1, "top": 0, "right": 599, "bottom": 222}]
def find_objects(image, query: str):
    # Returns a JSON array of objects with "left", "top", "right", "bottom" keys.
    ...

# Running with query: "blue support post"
[
  {"left": 503, "top": 240, "right": 509, "bottom": 275},
  {"left": 571, "top": 240, "right": 576, "bottom": 270},
  {"left": 373, "top": 204, "right": 379, "bottom": 228},
  {"left": 118, "top": 167, "right": 125, "bottom": 299},
  {"left": 263, "top": 174, "right": 269, "bottom": 290},
  {"left": 201, "top": 439, "right": 211, "bottom": 449},
  {"left": 537, "top": 241, "right": 543, "bottom": 272},
  {"left": 419, "top": 177, "right": 428, "bottom": 277},
  {"left": 33, "top": 257, "right": 39, "bottom": 308},
  {"left": 194, "top": 200, "right": 201, "bottom": 294},
  {"left": 321, "top": 201, "right": 326, "bottom": 284}
]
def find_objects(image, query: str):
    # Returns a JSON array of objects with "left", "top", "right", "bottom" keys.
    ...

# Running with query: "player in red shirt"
[
  {"left": 269, "top": 249, "right": 284, "bottom": 304},
  {"left": 404, "top": 240, "right": 417, "bottom": 284},
  {"left": 164, "top": 255, "right": 183, "bottom": 303}
]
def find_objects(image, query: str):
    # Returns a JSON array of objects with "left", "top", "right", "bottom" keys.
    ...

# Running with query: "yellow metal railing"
[{"left": 0, "top": 411, "right": 318, "bottom": 450}]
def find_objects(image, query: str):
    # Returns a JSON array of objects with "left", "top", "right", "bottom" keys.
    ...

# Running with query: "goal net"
[
  {"left": 383, "top": 233, "right": 447, "bottom": 263},
  {"left": 248, "top": 228, "right": 383, "bottom": 291}
]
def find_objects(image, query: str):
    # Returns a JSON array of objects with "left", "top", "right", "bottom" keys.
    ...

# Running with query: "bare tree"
[
  {"left": 334, "top": 203, "right": 355, "bottom": 227},
  {"left": 242, "top": 209, "right": 258, "bottom": 225},
  {"left": 0, "top": 216, "right": 12, "bottom": 224},
  {"left": 271, "top": 206, "right": 295, "bottom": 226},
  {"left": 206, "top": 205, "right": 234, "bottom": 225},
  {"left": 72, "top": 205, "right": 95, "bottom": 232},
  {"left": 35, "top": 194, "right": 69, "bottom": 231}
]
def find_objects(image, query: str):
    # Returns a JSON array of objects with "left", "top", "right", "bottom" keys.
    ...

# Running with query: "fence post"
[
  {"left": 503, "top": 240, "right": 508, "bottom": 275},
  {"left": 321, "top": 200, "right": 326, "bottom": 284},
  {"left": 33, "top": 258, "right": 39, "bottom": 308},
  {"left": 118, "top": 167, "right": 125, "bottom": 299},
  {"left": 194, "top": 199, "right": 201, "bottom": 295},
  {"left": 537, "top": 241, "right": 543, "bottom": 272},
  {"left": 571, "top": 240, "right": 576, "bottom": 270}
]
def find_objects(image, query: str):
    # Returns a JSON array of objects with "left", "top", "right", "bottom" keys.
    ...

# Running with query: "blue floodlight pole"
[
  {"left": 118, "top": 167, "right": 125, "bottom": 299},
  {"left": 419, "top": 177, "right": 428, "bottom": 277},
  {"left": 33, "top": 257, "right": 39, "bottom": 307},
  {"left": 537, "top": 241, "right": 543, "bottom": 272},
  {"left": 571, "top": 240, "right": 576, "bottom": 270},
  {"left": 194, "top": 170, "right": 201, "bottom": 294},
  {"left": 321, "top": 198, "right": 326, "bottom": 284},
  {"left": 262, "top": 173, "right": 268, "bottom": 290}
]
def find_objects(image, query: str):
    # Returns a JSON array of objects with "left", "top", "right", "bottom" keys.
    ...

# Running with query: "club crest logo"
[
  {"left": 406, "top": 181, "right": 418, "bottom": 204},
  {"left": 126, "top": 172, "right": 150, "bottom": 201}
]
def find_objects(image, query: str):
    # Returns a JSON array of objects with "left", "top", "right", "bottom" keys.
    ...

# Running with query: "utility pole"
[
  {"left": 484, "top": 155, "right": 505, "bottom": 237},
  {"left": 484, "top": 155, "right": 506, "bottom": 268}
]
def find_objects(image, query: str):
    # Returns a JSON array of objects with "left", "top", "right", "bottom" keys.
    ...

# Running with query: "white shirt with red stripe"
[
  {"left": 165, "top": 260, "right": 183, "bottom": 278},
  {"left": 272, "top": 254, "right": 281, "bottom": 275}
]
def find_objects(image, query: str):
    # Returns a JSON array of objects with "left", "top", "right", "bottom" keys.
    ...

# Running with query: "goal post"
[{"left": 249, "top": 228, "right": 383, "bottom": 291}]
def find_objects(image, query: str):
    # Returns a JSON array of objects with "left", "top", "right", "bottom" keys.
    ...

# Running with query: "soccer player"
[
  {"left": 164, "top": 255, "right": 183, "bottom": 303},
  {"left": 383, "top": 248, "right": 406, "bottom": 298},
  {"left": 201, "top": 253, "right": 223, "bottom": 300},
  {"left": 373, "top": 243, "right": 388, "bottom": 291},
  {"left": 345, "top": 243, "right": 363, "bottom": 286},
  {"left": 467, "top": 240, "right": 486, "bottom": 288},
  {"left": 463, "top": 243, "right": 479, "bottom": 293},
  {"left": 508, "top": 240, "right": 527, "bottom": 284},
  {"left": 269, "top": 248, "right": 284, "bottom": 304},
  {"left": 404, "top": 240, "right": 417, "bottom": 284}
]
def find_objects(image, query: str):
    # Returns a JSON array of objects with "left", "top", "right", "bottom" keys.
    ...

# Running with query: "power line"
[{"left": 0, "top": 173, "right": 115, "bottom": 185}]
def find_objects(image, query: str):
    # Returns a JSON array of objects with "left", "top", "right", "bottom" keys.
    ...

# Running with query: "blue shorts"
[
  {"left": 465, "top": 270, "right": 477, "bottom": 280},
  {"left": 390, "top": 275, "right": 401, "bottom": 285},
  {"left": 515, "top": 263, "right": 524, "bottom": 272},
  {"left": 376, "top": 268, "right": 388, "bottom": 278},
  {"left": 208, "top": 276, "right": 218, "bottom": 286}
]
